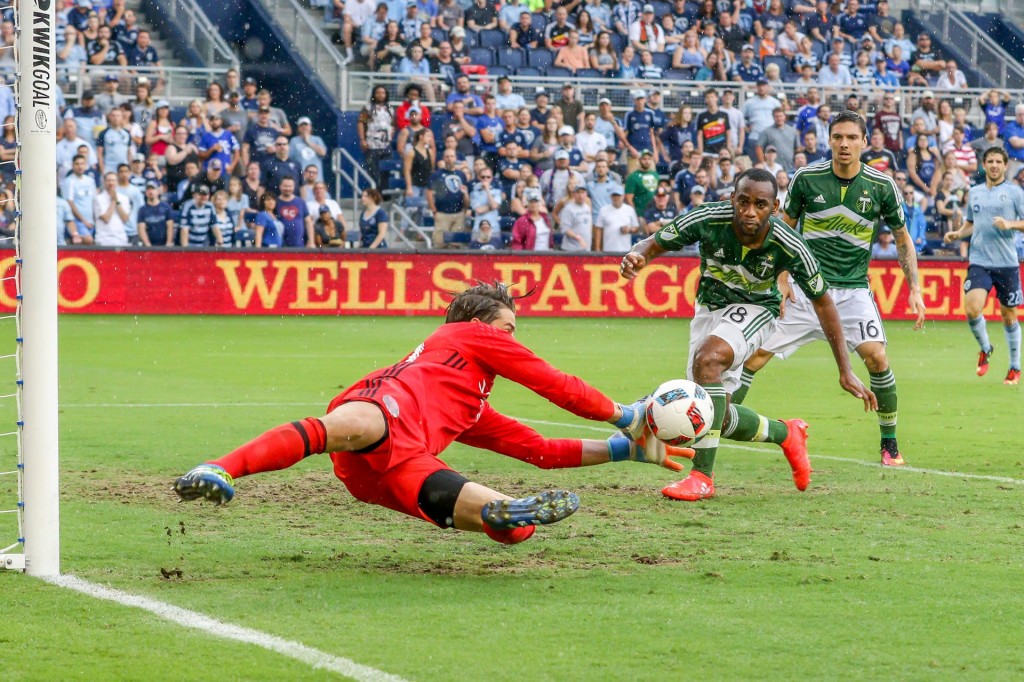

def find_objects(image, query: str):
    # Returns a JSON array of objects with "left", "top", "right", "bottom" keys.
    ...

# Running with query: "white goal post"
[{"left": 7, "top": 0, "right": 58, "bottom": 575}]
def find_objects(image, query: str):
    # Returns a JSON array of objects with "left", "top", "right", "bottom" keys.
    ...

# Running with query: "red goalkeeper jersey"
[{"left": 344, "top": 320, "right": 615, "bottom": 457}]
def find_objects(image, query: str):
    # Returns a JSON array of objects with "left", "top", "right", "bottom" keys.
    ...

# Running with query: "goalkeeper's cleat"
[
  {"left": 880, "top": 438, "right": 905, "bottom": 467},
  {"left": 780, "top": 419, "right": 811, "bottom": 491},
  {"left": 174, "top": 464, "right": 235, "bottom": 504},
  {"left": 977, "top": 347, "right": 993, "bottom": 376},
  {"left": 661, "top": 470, "right": 715, "bottom": 501},
  {"left": 481, "top": 490, "right": 579, "bottom": 529},
  {"left": 1004, "top": 368, "right": 1020, "bottom": 385},
  {"left": 616, "top": 395, "right": 651, "bottom": 440}
]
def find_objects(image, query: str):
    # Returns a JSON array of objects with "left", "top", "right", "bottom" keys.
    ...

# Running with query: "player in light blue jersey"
[{"left": 944, "top": 147, "right": 1024, "bottom": 384}]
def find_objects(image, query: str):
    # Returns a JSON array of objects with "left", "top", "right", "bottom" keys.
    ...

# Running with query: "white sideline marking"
[
  {"left": 59, "top": 401, "right": 1024, "bottom": 486},
  {"left": 41, "top": 574, "right": 410, "bottom": 682},
  {"left": 512, "top": 417, "right": 1024, "bottom": 486}
]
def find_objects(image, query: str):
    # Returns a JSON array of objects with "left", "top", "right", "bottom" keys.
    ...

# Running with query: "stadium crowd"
[{"left": 50, "top": 0, "right": 1024, "bottom": 257}]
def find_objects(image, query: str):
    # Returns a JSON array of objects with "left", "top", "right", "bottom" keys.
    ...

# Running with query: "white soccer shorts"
[
  {"left": 687, "top": 303, "right": 778, "bottom": 394},
  {"left": 760, "top": 284, "right": 886, "bottom": 359}
]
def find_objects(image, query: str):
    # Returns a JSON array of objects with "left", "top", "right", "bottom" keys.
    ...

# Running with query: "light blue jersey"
[{"left": 965, "top": 181, "right": 1024, "bottom": 268}]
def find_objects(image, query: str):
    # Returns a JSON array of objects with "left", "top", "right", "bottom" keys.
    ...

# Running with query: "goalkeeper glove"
[
  {"left": 606, "top": 431, "right": 694, "bottom": 472},
  {"left": 613, "top": 396, "right": 650, "bottom": 440}
]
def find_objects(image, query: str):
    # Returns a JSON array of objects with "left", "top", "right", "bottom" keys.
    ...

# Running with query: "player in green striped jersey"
[
  {"left": 621, "top": 169, "right": 875, "bottom": 501},
  {"left": 732, "top": 111, "right": 926, "bottom": 467}
]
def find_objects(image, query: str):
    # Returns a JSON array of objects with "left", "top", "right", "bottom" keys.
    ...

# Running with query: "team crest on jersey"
[
  {"left": 382, "top": 395, "right": 400, "bottom": 418},
  {"left": 857, "top": 191, "right": 872, "bottom": 213},
  {"left": 754, "top": 254, "right": 774, "bottom": 278},
  {"left": 660, "top": 223, "right": 678, "bottom": 239},
  {"left": 807, "top": 273, "right": 825, "bottom": 294}
]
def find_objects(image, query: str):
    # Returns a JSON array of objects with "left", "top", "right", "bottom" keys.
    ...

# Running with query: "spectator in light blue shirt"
[
  {"left": 873, "top": 57, "right": 899, "bottom": 91},
  {"left": 871, "top": 226, "right": 899, "bottom": 259},
  {"left": 398, "top": 44, "right": 431, "bottom": 77},
  {"left": 498, "top": 0, "right": 525, "bottom": 31},
  {"left": 902, "top": 191, "right": 929, "bottom": 254},
  {"left": 1003, "top": 104, "right": 1024, "bottom": 164}
]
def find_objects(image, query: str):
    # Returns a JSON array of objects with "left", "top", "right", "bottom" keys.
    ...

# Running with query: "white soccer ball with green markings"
[{"left": 644, "top": 379, "right": 715, "bottom": 447}]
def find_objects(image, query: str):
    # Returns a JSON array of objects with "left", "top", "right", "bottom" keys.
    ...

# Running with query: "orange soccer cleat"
[
  {"left": 661, "top": 470, "right": 715, "bottom": 501},
  {"left": 977, "top": 347, "right": 993, "bottom": 376},
  {"left": 1004, "top": 368, "right": 1021, "bottom": 386},
  {"left": 780, "top": 419, "right": 811, "bottom": 491}
]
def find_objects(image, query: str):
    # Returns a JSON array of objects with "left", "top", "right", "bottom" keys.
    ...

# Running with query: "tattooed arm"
[{"left": 892, "top": 226, "right": 926, "bottom": 330}]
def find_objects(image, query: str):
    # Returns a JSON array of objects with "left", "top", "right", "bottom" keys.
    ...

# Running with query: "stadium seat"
[
  {"left": 765, "top": 55, "right": 790, "bottom": 75},
  {"left": 546, "top": 66, "right": 572, "bottom": 79},
  {"left": 665, "top": 68, "right": 693, "bottom": 81},
  {"left": 431, "top": 28, "right": 448, "bottom": 44},
  {"left": 610, "top": 33, "right": 627, "bottom": 53},
  {"left": 652, "top": 52, "right": 671, "bottom": 70},
  {"left": 465, "top": 29, "right": 479, "bottom": 46},
  {"left": 497, "top": 47, "right": 525, "bottom": 68},
  {"left": 575, "top": 68, "right": 601, "bottom": 79},
  {"left": 478, "top": 29, "right": 506, "bottom": 50},
  {"left": 553, "top": 232, "right": 564, "bottom": 248},
  {"left": 650, "top": 0, "right": 671, "bottom": 17},
  {"left": 500, "top": 216, "right": 516, "bottom": 232},
  {"left": 469, "top": 48, "right": 494, "bottom": 66},
  {"left": 444, "top": 231, "right": 472, "bottom": 244},
  {"left": 528, "top": 48, "right": 555, "bottom": 69},
  {"left": 488, "top": 65, "right": 510, "bottom": 77},
  {"left": 530, "top": 13, "right": 548, "bottom": 33},
  {"left": 514, "top": 66, "right": 542, "bottom": 77}
]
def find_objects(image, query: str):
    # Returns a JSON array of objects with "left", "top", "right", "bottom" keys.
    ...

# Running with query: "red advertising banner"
[{"left": 0, "top": 249, "right": 1014, "bottom": 320}]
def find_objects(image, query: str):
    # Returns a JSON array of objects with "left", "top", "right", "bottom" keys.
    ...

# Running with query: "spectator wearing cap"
[
  {"left": 510, "top": 193, "right": 555, "bottom": 251},
  {"left": 313, "top": 204, "right": 344, "bottom": 248},
  {"left": 540, "top": 149, "right": 585, "bottom": 209},
  {"left": 97, "top": 108, "right": 132, "bottom": 175},
  {"left": 556, "top": 125, "right": 586, "bottom": 172},
  {"left": 557, "top": 184, "right": 593, "bottom": 251},
  {"left": 495, "top": 76, "right": 526, "bottom": 113},
  {"left": 178, "top": 184, "right": 215, "bottom": 246},
  {"left": 137, "top": 180, "right": 175, "bottom": 247},
  {"left": 858, "top": 36, "right": 884, "bottom": 66},
  {"left": 624, "top": 149, "right": 659, "bottom": 215},
  {"left": 255, "top": 89, "right": 292, "bottom": 136},
  {"left": 758, "top": 108, "right": 799, "bottom": 173},
  {"left": 289, "top": 116, "right": 328, "bottom": 179},
  {"left": 340, "top": 0, "right": 377, "bottom": 65},
  {"left": 594, "top": 185, "right": 638, "bottom": 252},
  {"left": 220, "top": 91, "right": 249, "bottom": 144},
  {"left": 509, "top": 11, "right": 541, "bottom": 50},
  {"left": 201, "top": 157, "right": 230, "bottom": 195},
  {"left": 198, "top": 111, "right": 240, "bottom": 174},
  {"left": 742, "top": 80, "right": 782, "bottom": 161},
  {"left": 730, "top": 45, "right": 765, "bottom": 83},
  {"left": 824, "top": 37, "right": 852, "bottom": 68},
  {"left": 68, "top": 0, "right": 93, "bottom": 32},
  {"left": 594, "top": 98, "right": 626, "bottom": 153},
  {"left": 871, "top": 226, "right": 898, "bottom": 259},
  {"left": 623, "top": 90, "right": 657, "bottom": 174},
  {"left": 529, "top": 91, "right": 552, "bottom": 128},
  {"left": 448, "top": 26, "right": 472, "bottom": 66},
  {"left": 544, "top": 7, "right": 574, "bottom": 51},
  {"left": 261, "top": 136, "right": 302, "bottom": 196},
  {"left": 873, "top": 56, "right": 899, "bottom": 92},
  {"left": 240, "top": 77, "right": 259, "bottom": 113},
  {"left": 95, "top": 74, "right": 129, "bottom": 116},
  {"left": 396, "top": 105, "right": 436, "bottom": 160},
  {"left": 641, "top": 185, "right": 678, "bottom": 236},
  {"left": 88, "top": 24, "right": 127, "bottom": 67},
  {"left": 911, "top": 91, "right": 940, "bottom": 139},
  {"left": 241, "top": 106, "right": 279, "bottom": 170},
  {"left": 629, "top": 4, "right": 664, "bottom": 53},
  {"left": 908, "top": 32, "right": 944, "bottom": 87},
  {"left": 758, "top": 145, "right": 784, "bottom": 177},
  {"left": 399, "top": 1, "right": 425, "bottom": 46}
]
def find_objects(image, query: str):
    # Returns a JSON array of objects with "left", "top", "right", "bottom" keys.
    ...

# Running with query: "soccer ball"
[{"left": 644, "top": 379, "right": 715, "bottom": 447}]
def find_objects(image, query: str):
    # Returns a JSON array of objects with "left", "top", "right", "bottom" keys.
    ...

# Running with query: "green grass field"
[{"left": 2, "top": 314, "right": 1024, "bottom": 681}]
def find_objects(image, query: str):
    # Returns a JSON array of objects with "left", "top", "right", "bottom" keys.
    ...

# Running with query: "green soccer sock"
[
  {"left": 691, "top": 383, "right": 727, "bottom": 477},
  {"left": 730, "top": 368, "right": 756, "bottom": 405},
  {"left": 721, "top": 404, "right": 789, "bottom": 444},
  {"left": 870, "top": 369, "right": 897, "bottom": 439}
]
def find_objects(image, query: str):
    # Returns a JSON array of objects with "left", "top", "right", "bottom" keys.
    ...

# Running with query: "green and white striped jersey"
[
  {"left": 783, "top": 160, "right": 905, "bottom": 289},
  {"left": 654, "top": 201, "right": 828, "bottom": 316}
]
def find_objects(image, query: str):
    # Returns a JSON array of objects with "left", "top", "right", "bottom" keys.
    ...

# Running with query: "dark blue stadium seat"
[
  {"left": 610, "top": 33, "right": 627, "bottom": 53},
  {"left": 530, "top": 13, "right": 548, "bottom": 33},
  {"left": 465, "top": 29, "right": 479, "bottom": 46},
  {"left": 575, "top": 68, "right": 601, "bottom": 79},
  {"left": 514, "top": 66, "right": 542, "bottom": 77},
  {"left": 764, "top": 55, "right": 790, "bottom": 75},
  {"left": 478, "top": 29, "right": 506, "bottom": 50},
  {"left": 488, "top": 65, "right": 510, "bottom": 77},
  {"left": 469, "top": 47, "right": 494, "bottom": 66},
  {"left": 500, "top": 216, "right": 516, "bottom": 232},
  {"left": 444, "top": 231, "right": 472, "bottom": 244},
  {"left": 651, "top": 52, "right": 671, "bottom": 70},
  {"left": 665, "top": 68, "right": 693, "bottom": 81},
  {"left": 546, "top": 66, "right": 572, "bottom": 79},
  {"left": 431, "top": 28, "right": 448, "bottom": 44},
  {"left": 528, "top": 48, "right": 555, "bottom": 69},
  {"left": 650, "top": 1, "right": 671, "bottom": 18},
  {"left": 497, "top": 47, "right": 524, "bottom": 68}
]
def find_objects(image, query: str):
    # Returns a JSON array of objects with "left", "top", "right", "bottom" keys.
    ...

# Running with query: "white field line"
[
  {"left": 61, "top": 401, "right": 1024, "bottom": 485},
  {"left": 41, "top": 574, "right": 410, "bottom": 682}
]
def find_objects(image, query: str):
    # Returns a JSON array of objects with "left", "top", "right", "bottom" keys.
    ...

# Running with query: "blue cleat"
[
  {"left": 481, "top": 490, "right": 580, "bottom": 529},
  {"left": 174, "top": 464, "right": 235, "bottom": 505}
]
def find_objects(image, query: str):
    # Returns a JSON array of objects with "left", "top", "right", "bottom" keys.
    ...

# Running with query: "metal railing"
[
  {"left": 343, "top": 72, "right": 1024, "bottom": 127},
  {"left": 260, "top": 0, "right": 348, "bottom": 103},
  {"left": 59, "top": 65, "right": 232, "bottom": 106},
  {"left": 147, "top": 0, "right": 239, "bottom": 69},
  {"left": 912, "top": 0, "right": 1024, "bottom": 90}
]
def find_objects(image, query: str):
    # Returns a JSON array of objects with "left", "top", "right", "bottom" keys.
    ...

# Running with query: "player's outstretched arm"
[
  {"left": 892, "top": 226, "right": 926, "bottom": 330},
  {"left": 620, "top": 235, "right": 667, "bottom": 279},
  {"left": 812, "top": 293, "right": 878, "bottom": 412}
]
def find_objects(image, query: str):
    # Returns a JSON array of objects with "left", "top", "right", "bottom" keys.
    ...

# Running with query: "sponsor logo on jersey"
[{"left": 813, "top": 194, "right": 826, "bottom": 204}]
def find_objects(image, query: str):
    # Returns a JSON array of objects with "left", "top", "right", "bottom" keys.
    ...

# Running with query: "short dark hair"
[
  {"left": 445, "top": 282, "right": 520, "bottom": 324},
  {"left": 259, "top": 192, "right": 278, "bottom": 210},
  {"left": 734, "top": 168, "right": 779, "bottom": 198},
  {"left": 983, "top": 146, "right": 1009, "bottom": 164},
  {"left": 828, "top": 110, "right": 867, "bottom": 137}
]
